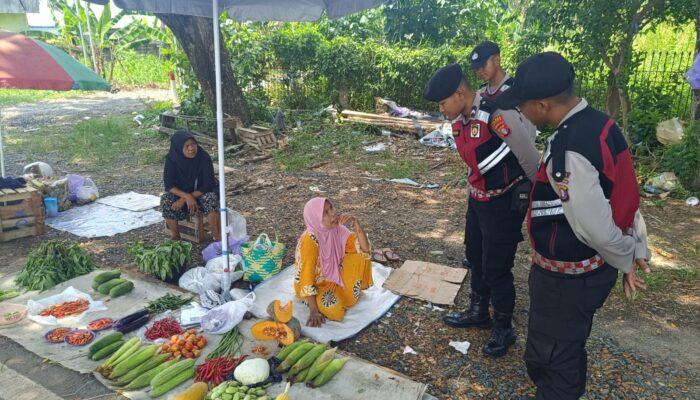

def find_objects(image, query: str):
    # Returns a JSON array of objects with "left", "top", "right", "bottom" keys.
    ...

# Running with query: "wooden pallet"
[
  {"left": 236, "top": 125, "right": 278, "bottom": 152},
  {"left": 164, "top": 214, "right": 208, "bottom": 243},
  {"left": 0, "top": 187, "right": 45, "bottom": 242}
]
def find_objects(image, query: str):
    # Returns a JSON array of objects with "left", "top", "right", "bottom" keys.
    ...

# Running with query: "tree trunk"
[
  {"left": 605, "top": 71, "right": 621, "bottom": 118},
  {"left": 692, "top": 0, "right": 700, "bottom": 121},
  {"left": 156, "top": 13, "right": 251, "bottom": 132}
]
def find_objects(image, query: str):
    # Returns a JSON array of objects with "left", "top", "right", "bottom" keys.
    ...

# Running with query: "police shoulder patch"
[{"left": 490, "top": 114, "right": 511, "bottom": 138}]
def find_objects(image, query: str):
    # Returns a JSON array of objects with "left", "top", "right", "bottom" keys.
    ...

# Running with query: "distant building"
[{"left": 0, "top": 0, "right": 40, "bottom": 33}]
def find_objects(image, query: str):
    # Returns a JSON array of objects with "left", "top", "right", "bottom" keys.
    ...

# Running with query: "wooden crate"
[
  {"left": 164, "top": 214, "right": 209, "bottom": 243},
  {"left": 0, "top": 187, "right": 45, "bottom": 242},
  {"left": 237, "top": 126, "right": 278, "bottom": 152}
]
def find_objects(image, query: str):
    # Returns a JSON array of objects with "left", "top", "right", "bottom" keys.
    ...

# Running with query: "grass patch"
[
  {"left": 0, "top": 89, "right": 84, "bottom": 107},
  {"left": 615, "top": 266, "right": 700, "bottom": 300},
  {"left": 273, "top": 122, "right": 370, "bottom": 171},
  {"left": 7, "top": 103, "right": 170, "bottom": 167}
]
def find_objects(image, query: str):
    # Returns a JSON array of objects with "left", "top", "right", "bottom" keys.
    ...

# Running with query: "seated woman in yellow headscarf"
[{"left": 294, "top": 197, "right": 373, "bottom": 327}]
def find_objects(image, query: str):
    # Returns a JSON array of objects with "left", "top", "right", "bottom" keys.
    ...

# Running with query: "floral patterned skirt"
[
  {"left": 313, "top": 253, "right": 373, "bottom": 321},
  {"left": 161, "top": 191, "right": 218, "bottom": 221}
]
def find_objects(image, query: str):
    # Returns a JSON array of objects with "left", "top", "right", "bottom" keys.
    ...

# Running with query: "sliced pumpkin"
[
  {"left": 251, "top": 320, "right": 296, "bottom": 346},
  {"left": 266, "top": 299, "right": 294, "bottom": 323}
]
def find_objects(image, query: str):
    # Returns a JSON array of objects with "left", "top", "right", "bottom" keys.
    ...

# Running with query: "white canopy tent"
[{"left": 86, "top": 0, "right": 385, "bottom": 298}]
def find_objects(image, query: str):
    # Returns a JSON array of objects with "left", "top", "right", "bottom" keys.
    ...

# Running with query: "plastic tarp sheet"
[
  {"left": 249, "top": 262, "right": 400, "bottom": 343},
  {"left": 45, "top": 202, "right": 163, "bottom": 238},
  {"left": 96, "top": 191, "right": 161, "bottom": 212},
  {"left": 0, "top": 269, "right": 431, "bottom": 400}
]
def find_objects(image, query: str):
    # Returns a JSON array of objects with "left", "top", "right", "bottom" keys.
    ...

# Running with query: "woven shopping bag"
[{"left": 241, "top": 233, "right": 286, "bottom": 283}]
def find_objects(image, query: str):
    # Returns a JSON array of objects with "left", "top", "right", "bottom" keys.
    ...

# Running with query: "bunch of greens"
[
  {"left": 146, "top": 293, "right": 195, "bottom": 315},
  {"left": 16, "top": 241, "right": 95, "bottom": 291},
  {"left": 128, "top": 240, "right": 191, "bottom": 281}
]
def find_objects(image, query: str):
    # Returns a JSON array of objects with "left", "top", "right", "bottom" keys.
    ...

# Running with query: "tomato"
[
  {"left": 161, "top": 344, "right": 170, "bottom": 352},
  {"left": 197, "top": 339, "right": 206, "bottom": 348},
  {"left": 170, "top": 335, "right": 179, "bottom": 344},
  {"left": 192, "top": 349, "right": 201, "bottom": 357},
  {"left": 177, "top": 339, "right": 186, "bottom": 347},
  {"left": 173, "top": 351, "right": 181, "bottom": 357},
  {"left": 170, "top": 344, "right": 179, "bottom": 352},
  {"left": 188, "top": 328, "right": 197, "bottom": 335},
  {"left": 185, "top": 341, "right": 194, "bottom": 351}
]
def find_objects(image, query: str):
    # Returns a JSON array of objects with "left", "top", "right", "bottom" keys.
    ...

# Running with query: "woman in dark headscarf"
[{"left": 161, "top": 130, "right": 220, "bottom": 241}]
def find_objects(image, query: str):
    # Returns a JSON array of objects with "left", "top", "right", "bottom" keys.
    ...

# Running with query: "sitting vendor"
[
  {"left": 294, "top": 197, "right": 373, "bottom": 327},
  {"left": 161, "top": 130, "right": 221, "bottom": 241}
]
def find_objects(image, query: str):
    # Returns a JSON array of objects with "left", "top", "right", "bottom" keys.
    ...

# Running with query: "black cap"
[
  {"left": 496, "top": 52, "right": 576, "bottom": 110},
  {"left": 422, "top": 63, "right": 465, "bottom": 102},
  {"left": 470, "top": 41, "right": 500, "bottom": 69}
]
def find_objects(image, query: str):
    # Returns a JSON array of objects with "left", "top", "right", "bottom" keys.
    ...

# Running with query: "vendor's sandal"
[
  {"left": 372, "top": 249, "right": 388, "bottom": 263},
  {"left": 382, "top": 248, "right": 401, "bottom": 262}
]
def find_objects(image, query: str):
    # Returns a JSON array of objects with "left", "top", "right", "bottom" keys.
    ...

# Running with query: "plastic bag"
[
  {"left": 656, "top": 118, "right": 684, "bottom": 145},
  {"left": 419, "top": 123, "right": 457, "bottom": 149},
  {"left": 205, "top": 254, "right": 245, "bottom": 284},
  {"left": 67, "top": 174, "right": 99, "bottom": 204},
  {"left": 26, "top": 286, "right": 107, "bottom": 325},
  {"left": 226, "top": 209, "right": 247, "bottom": 240},
  {"left": 22, "top": 161, "right": 55, "bottom": 178},
  {"left": 179, "top": 266, "right": 222, "bottom": 294},
  {"left": 202, "top": 235, "right": 250, "bottom": 262},
  {"left": 200, "top": 292, "right": 256, "bottom": 334}
]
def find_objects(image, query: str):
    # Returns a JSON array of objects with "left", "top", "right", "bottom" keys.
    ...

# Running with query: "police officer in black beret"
[
  {"left": 496, "top": 52, "right": 652, "bottom": 399},
  {"left": 471, "top": 41, "right": 514, "bottom": 101},
  {"left": 423, "top": 63, "right": 539, "bottom": 358}
]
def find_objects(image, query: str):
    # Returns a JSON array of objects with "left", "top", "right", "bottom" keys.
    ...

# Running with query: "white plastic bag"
[
  {"left": 201, "top": 292, "right": 256, "bottom": 334},
  {"left": 27, "top": 286, "right": 107, "bottom": 325},
  {"left": 419, "top": 123, "right": 456, "bottom": 149},
  {"left": 179, "top": 266, "right": 222, "bottom": 294},
  {"left": 23, "top": 161, "right": 55, "bottom": 178},
  {"left": 656, "top": 118, "right": 684, "bottom": 145},
  {"left": 205, "top": 254, "right": 245, "bottom": 284},
  {"left": 226, "top": 209, "right": 247, "bottom": 240},
  {"left": 76, "top": 178, "right": 99, "bottom": 204}
]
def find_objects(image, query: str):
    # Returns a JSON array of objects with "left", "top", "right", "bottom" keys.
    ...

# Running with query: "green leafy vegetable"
[
  {"left": 16, "top": 241, "right": 95, "bottom": 291},
  {"left": 127, "top": 240, "right": 191, "bottom": 281},
  {"left": 146, "top": 293, "right": 194, "bottom": 315}
]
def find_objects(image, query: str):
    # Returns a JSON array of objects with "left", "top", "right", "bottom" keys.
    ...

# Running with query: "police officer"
[
  {"left": 423, "top": 63, "right": 539, "bottom": 357},
  {"left": 471, "top": 41, "right": 513, "bottom": 101},
  {"left": 462, "top": 41, "right": 534, "bottom": 270},
  {"left": 496, "top": 52, "right": 652, "bottom": 399}
]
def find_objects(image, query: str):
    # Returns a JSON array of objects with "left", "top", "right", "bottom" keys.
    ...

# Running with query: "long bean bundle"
[{"left": 206, "top": 326, "right": 244, "bottom": 359}]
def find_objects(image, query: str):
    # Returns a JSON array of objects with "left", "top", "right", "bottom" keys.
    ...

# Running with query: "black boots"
[
  {"left": 483, "top": 311, "right": 516, "bottom": 358},
  {"left": 442, "top": 293, "right": 493, "bottom": 329}
]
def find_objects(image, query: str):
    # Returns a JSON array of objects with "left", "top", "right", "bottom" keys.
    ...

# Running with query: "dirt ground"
[{"left": 0, "top": 91, "right": 698, "bottom": 399}]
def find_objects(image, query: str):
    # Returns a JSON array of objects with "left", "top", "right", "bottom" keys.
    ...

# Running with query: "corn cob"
[
  {"left": 309, "top": 357, "right": 349, "bottom": 388},
  {"left": 288, "top": 343, "right": 326, "bottom": 376},
  {"left": 304, "top": 347, "right": 336, "bottom": 383},
  {"left": 276, "top": 342, "right": 314, "bottom": 372}
]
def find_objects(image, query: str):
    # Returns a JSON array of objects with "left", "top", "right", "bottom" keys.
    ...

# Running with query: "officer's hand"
[{"left": 623, "top": 260, "right": 650, "bottom": 299}]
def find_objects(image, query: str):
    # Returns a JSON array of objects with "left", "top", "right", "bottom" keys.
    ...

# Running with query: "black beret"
[
  {"left": 496, "top": 52, "right": 576, "bottom": 110},
  {"left": 470, "top": 41, "right": 500, "bottom": 69},
  {"left": 423, "top": 63, "right": 465, "bottom": 102}
]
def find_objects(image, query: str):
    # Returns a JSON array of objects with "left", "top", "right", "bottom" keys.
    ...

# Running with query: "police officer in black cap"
[
  {"left": 496, "top": 52, "right": 652, "bottom": 399},
  {"left": 471, "top": 41, "right": 514, "bottom": 101},
  {"left": 423, "top": 63, "right": 539, "bottom": 358}
]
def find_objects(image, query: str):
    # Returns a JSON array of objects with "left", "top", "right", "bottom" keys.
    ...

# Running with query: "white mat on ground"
[
  {"left": 249, "top": 262, "right": 400, "bottom": 343},
  {"left": 46, "top": 202, "right": 163, "bottom": 238},
  {"left": 96, "top": 191, "right": 161, "bottom": 212}
]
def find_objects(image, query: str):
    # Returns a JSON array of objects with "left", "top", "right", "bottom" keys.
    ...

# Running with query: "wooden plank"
[
  {"left": 0, "top": 226, "right": 35, "bottom": 242},
  {"left": 1, "top": 216, "right": 36, "bottom": 229},
  {"left": 0, "top": 200, "right": 33, "bottom": 219},
  {"left": 14, "top": 188, "right": 27, "bottom": 193},
  {"left": 30, "top": 191, "right": 45, "bottom": 235},
  {"left": 0, "top": 192, "right": 33, "bottom": 202}
]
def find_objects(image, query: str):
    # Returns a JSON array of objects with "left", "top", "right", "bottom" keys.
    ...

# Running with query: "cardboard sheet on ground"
[
  {"left": 96, "top": 191, "right": 161, "bottom": 212},
  {"left": 248, "top": 262, "right": 400, "bottom": 343},
  {"left": 45, "top": 202, "right": 163, "bottom": 238},
  {"left": 382, "top": 260, "right": 467, "bottom": 305}
]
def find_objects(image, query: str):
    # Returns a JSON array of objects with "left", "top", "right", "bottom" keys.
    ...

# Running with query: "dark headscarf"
[{"left": 163, "top": 130, "right": 215, "bottom": 193}]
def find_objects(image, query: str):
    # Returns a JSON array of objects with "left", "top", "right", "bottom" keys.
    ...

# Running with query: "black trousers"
[
  {"left": 464, "top": 194, "right": 525, "bottom": 314},
  {"left": 524, "top": 264, "right": 618, "bottom": 399}
]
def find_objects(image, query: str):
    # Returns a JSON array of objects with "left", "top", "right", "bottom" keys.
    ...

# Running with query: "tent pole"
[
  {"left": 0, "top": 109, "right": 5, "bottom": 178},
  {"left": 83, "top": 1, "right": 99, "bottom": 74},
  {"left": 213, "top": 0, "right": 232, "bottom": 301},
  {"left": 74, "top": 1, "right": 90, "bottom": 68}
]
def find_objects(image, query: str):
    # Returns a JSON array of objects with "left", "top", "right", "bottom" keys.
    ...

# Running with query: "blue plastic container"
[{"left": 43, "top": 196, "right": 58, "bottom": 218}]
